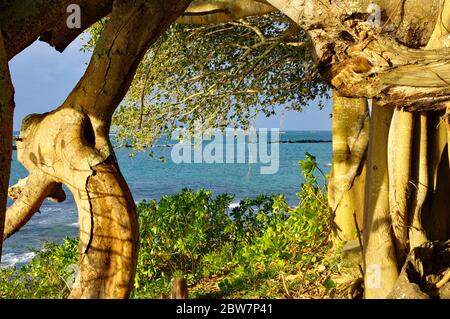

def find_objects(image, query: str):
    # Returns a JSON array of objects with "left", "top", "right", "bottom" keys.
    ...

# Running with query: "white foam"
[
  {"left": 1, "top": 252, "right": 36, "bottom": 268},
  {"left": 229, "top": 202, "right": 240, "bottom": 209},
  {"left": 68, "top": 222, "right": 79, "bottom": 227}
]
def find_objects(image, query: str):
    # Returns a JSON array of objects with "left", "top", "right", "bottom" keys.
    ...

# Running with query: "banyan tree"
[{"left": 0, "top": 0, "right": 449, "bottom": 299}]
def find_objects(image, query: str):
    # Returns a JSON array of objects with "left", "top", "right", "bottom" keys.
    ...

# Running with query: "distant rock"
[{"left": 270, "top": 139, "right": 332, "bottom": 144}]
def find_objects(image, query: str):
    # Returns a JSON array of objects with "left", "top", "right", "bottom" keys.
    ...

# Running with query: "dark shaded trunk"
[
  {"left": 0, "top": 0, "right": 113, "bottom": 60},
  {"left": 0, "top": 34, "right": 14, "bottom": 261}
]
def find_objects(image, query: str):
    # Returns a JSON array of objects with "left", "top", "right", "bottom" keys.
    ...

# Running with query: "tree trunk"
[
  {"left": 409, "top": 113, "right": 429, "bottom": 250},
  {"left": 329, "top": 92, "right": 369, "bottom": 241},
  {"left": 3, "top": 0, "right": 191, "bottom": 298},
  {"left": 0, "top": 34, "right": 15, "bottom": 261},
  {"left": 265, "top": 0, "right": 449, "bottom": 299},
  {"left": 387, "top": 109, "right": 414, "bottom": 264},
  {"left": 363, "top": 104, "right": 399, "bottom": 298}
]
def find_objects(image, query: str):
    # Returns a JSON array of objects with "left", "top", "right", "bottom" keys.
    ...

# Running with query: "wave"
[
  {"left": 68, "top": 222, "right": 79, "bottom": 227},
  {"left": 229, "top": 202, "right": 240, "bottom": 209},
  {"left": 1, "top": 252, "right": 36, "bottom": 268}
]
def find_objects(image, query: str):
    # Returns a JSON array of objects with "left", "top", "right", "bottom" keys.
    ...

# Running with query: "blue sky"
[{"left": 9, "top": 37, "right": 332, "bottom": 131}]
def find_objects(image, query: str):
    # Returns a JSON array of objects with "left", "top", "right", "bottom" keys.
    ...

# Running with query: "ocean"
[{"left": 1, "top": 131, "right": 332, "bottom": 267}]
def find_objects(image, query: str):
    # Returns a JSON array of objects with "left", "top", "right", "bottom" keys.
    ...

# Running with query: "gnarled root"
[{"left": 389, "top": 240, "right": 450, "bottom": 299}]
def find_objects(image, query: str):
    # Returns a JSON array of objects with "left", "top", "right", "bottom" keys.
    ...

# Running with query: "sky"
[{"left": 9, "top": 37, "right": 332, "bottom": 131}]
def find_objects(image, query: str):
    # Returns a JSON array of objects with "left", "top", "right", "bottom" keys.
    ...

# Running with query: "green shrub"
[
  {"left": 0, "top": 238, "right": 78, "bottom": 299},
  {"left": 135, "top": 189, "right": 235, "bottom": 285},
  {"left": 0, "top": 153, "right": 334, "bottom": 299}
]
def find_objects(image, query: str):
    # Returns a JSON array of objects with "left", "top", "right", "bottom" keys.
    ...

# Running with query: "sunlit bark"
[
  {"left": 4, "top": 0, "right": 191, "bottom": 298},
  {"left": 329, "top": 92, "right": 369, "bottom": 241},
  {"left": 363, "top": 104, "right": 398, "bottom": 299}
]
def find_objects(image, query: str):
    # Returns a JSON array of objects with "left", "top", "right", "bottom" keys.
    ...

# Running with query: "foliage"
[
  {"left": 0, "top": 238, "right": 78, "bottom": 299},
  {"left": 0, "top": 154, "right": 337, "bottom": 299},
  {"left": 83, "top": 13, "right": 329, "bottom": 150},
  {"left": 135, "top": 189, "right": 236, "bottom": 283}
]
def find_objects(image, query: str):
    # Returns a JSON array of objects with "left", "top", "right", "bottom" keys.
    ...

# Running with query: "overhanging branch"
[
  {"left": 0, "top": 0, "right": 113, "bottom": 60},
  {"left": 266, "top": 0, "right": 450, "bottom": 110},
  {"left": 178, "top": 0, "right": 275, "bottom": 24}
]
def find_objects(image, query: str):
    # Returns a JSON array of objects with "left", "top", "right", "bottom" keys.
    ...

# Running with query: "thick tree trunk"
[
  {"left": 424, "top": 111, "right": 450, "bottom": 240},
  {"left": 265, "top": 0, "right": 449, "bottom": 299},
  {"left": 1, "top": 0, "right": 448, "bottom": 300},
  {"left": 363, "top": 104, "right": 399, "bottom": 298},
  {"left": 0, "top": 34, "right": 14, "bottom": 261},
  {"left": 329, "top": 92, "right": 369, "bottom": 241},
  {"left": 4, "top": 0, "right": 191, "bottom": 298},
  {"left": 409, "top": 113, "right": 429, "bottom": 250},
  {"left": 69, "top": 159, "right": 138, "bottom": 298},
  {"left": 387, "top": 109, "right": 414, "bottom": 264}
]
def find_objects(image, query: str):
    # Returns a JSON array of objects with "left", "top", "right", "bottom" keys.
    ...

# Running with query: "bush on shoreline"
[{"left": 1, "top": 154, "right": 339, "bottom": 299}]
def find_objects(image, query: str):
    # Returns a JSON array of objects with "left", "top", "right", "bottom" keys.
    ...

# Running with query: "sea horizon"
[{"left": 3, "top": 130, "right": 332, "bottom": 268}]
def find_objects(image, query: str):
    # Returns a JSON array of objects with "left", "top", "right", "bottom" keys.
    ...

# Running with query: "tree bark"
[
  {"left": 178, "top": 0, "right": 275, "bottom": 24},
  {"left": 329, "top": 92, "right": 369, "bottom": 241},
  {"left": 0, "top": 0, "right": 114, "bottom": 60},
  {"left": 0, "top": 33, "right": 14, "bottom": 261},
  {"left": 425, "top": 111, "right": 450, "bottom": 241},
  {"left": 363, "top": 104, "right": 399, "bottom": 298},
  {"left": 4, "top": 0, "right": 191, "bottom": 298},
  {"left": 387, "top": 109, "right": 414, "bottom": 264},
  {"left": 409, "top": 113, "right": 429, "bottom": 250},
  {"left": 266, "top": 0, "right": 449, "bottom": 111}
]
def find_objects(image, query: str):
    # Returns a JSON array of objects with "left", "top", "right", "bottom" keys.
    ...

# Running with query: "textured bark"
[
  {"left": 178, "top": 0, "right": 275, "bottom": 24},
  {"left": 1, "top": 0, "right": 449, "bottom": 300},
  {"left": 4, "top": 0, "right": 191, "bottom": 298},
  {"left": 389, "top": 241, "right": 450, "bottom": 299},
  {"left": 409, "top": 113, "right": 429, "bottom": 250},
  {"left": 387, "top": 109, "right": 414, "bottom": 264},
  {"left": 0, "top": 0, "right": 113, "bottom": 60},
  {"left": 425, "top": 111, "right": 450, "bottom": 241},
  {"left": 266, "top": 0, "right": 449, "bottom": 111},
  {"left": 4, "top": 174, "right": 64, "bottom": 240},
  {"left": 363, "top": 104, "right": 399, "bottom": 298},
  {"left": 329, "top": 92, "right": 369, "bottom": 241},
  {"left": 420, "top": 0, "right": 450, "bottom": 242},
  {"left": 0, "top": 34, "right": 14, "bottom": 261},
  {"left": 171, "top": 278, "right": 188, "bottom": 299}
]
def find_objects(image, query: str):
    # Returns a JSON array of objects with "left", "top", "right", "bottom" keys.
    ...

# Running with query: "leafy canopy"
[{"left": 83, "top": 13, "right": 329, "bottom": 149}]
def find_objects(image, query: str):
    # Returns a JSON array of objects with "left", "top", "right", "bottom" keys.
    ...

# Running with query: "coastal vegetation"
[
  {"left": 1, "top": 155, "right": 354, "bottom": 299},
  {"left": 1, "top": 0, "right": 449, "bottom": 299}
]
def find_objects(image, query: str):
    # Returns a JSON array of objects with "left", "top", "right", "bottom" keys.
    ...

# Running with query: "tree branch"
[
  {"left": 266, "top": 0, "right": 450, "bottom": 110},
  {"left": 178, "top": 0, "right": 275, "bottom": 24},
  {"left": 0, "top": 0, "right": 113, "bottom": 60},
  {"left": 3, "top": 174, "right": 54, "bottom": 240}
]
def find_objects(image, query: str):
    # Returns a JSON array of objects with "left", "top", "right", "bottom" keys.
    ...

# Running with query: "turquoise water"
[{"left": 2, "top": 131, "right": 332, "bottom": 267}]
